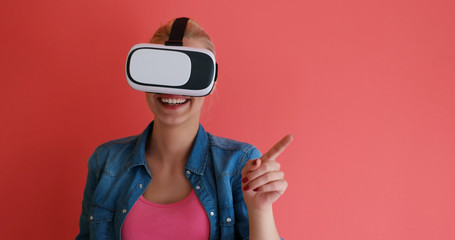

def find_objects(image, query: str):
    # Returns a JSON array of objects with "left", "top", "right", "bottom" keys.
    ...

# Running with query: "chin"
[{"left": 155, "top": 115, "right": 200, "bottom": 127}]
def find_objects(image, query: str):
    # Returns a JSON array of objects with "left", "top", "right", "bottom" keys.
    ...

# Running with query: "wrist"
[
  {"left": 247, "top": 205, "right": 274, "bottom": 218},
  {"left": 248, "top": 206, "right": 280, "bottom": 240}
]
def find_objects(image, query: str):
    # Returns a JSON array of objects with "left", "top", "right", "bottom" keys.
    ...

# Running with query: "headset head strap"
[{"left": 164, "top": 17, "right": 189, "bottom": 46}]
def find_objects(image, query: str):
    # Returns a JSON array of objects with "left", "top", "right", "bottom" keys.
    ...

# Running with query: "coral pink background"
[{"left": 1, "top": 0, "right": 454, "bottom": 239}]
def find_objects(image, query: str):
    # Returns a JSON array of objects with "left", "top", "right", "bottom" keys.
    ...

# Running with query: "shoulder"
[
  {"left": 88, "top": 135, "right": 141, "bottom": 175},
  {"left": 97, "top": 135, "right": 139, "bottom": 151},
  {"left": 207, "top": 133, "right": 260, "bottom": 155},
  {"left": 93, "top": 135, "right": 140, "bottom": 160},
  {"left": 205, "top": 133, "right": 262, "bottom": 171}
]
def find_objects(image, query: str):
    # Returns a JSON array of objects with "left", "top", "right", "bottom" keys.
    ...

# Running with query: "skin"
[
  {"left": 242, "top": 134, "right": 293, "bottom": 240},
  {"left": 142, "top": 38, "right": 292, "bottom": 240},
  {"left": 142, "top": 38, "right": 206, "bottom": 204}
]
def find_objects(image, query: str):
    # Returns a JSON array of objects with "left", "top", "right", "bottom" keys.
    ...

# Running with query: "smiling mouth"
[{"left": 159, "top": 97, "right": 190, "bottom": 105}]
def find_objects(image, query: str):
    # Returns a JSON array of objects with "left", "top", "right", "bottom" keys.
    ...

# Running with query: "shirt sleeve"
[{"left": 75, "top": 148, "right": 100, "bottom": 240}]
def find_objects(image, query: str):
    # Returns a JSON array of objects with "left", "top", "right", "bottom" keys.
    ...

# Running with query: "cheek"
[
  {"left": 145, "top": 93, "right": 156, "bottom": 109},
  {"left": 193, "top": 97, "right": 205, "bottom": 109}
]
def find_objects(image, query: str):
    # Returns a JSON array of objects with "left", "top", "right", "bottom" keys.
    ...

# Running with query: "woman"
[{"left": 76, "top": 18, "right": 292, "bottom": 240}]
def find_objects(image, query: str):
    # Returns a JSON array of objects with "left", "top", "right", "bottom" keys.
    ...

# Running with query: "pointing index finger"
[{"left": 260, "top": 134, "right": 294, "bottom": 161}]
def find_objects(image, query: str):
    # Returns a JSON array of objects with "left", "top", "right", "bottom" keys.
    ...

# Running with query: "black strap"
[
  {"left": 165, "top": 17, "right": 189, "bottom": 46},
  {"left": 165, "top": 17, "right": 218, "bottom": 82}
]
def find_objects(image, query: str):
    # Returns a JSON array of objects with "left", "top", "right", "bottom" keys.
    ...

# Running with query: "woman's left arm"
[{"left": 241, "top": 135, "right": 293, "bottom": 240}]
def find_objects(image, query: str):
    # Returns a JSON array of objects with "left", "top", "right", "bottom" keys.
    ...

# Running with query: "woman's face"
[{"left": 145, "top": 38, "right": 209, "bottom": 127}]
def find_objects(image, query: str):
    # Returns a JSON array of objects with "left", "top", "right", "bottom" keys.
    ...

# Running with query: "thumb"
[
  {"left": 242, "top": 159, "right": 262, "bottom": 176},
  {"left": 251, "top": 159, "right": 262, "bottom": 171}
]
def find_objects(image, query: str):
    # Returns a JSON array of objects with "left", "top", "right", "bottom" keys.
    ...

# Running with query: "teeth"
[{"left": 160, "top": 98, "right": 188, "bottom": 105}]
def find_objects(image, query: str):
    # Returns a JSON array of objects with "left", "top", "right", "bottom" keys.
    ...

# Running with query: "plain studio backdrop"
[{"left": 1, "top": 0, "right": 454, "bottom": 239}]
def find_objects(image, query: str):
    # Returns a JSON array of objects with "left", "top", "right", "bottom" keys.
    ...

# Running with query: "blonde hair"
[{"left": 150, "top": 18, "right": 215, "bottom": 55}]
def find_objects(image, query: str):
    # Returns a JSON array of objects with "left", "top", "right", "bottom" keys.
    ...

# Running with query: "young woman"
[{"left": 76, "top": 18, "right": 292, "bottom": 240}]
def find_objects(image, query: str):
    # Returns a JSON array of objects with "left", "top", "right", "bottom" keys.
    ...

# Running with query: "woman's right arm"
[
  {"left": 241, "top": 135, "right": 293, "bottom": 240},
  {"left": 75, "top": 150, "right": 99, "bottom": 240}
]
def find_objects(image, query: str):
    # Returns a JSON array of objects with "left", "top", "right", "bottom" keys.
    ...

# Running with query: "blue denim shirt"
[{"left": 76, "top": 122, "right": 261, "bottom": 240}]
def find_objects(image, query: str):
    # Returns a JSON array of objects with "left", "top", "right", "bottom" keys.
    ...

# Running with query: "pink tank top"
[{"left": 121, "top": 190, "right": 210, "bottom": 240}]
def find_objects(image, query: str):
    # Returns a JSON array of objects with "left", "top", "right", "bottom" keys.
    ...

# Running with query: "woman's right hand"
[{"left": 241, "top": 134, "right": 293, "bottom": 212}]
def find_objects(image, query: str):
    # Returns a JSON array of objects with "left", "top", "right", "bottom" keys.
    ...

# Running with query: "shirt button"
[
  {"left": 210, "top": 211, "right": 215, "bottom": 216},
  {"left": 122, "top": 209, "right": 127, "bottom": 214},
  {"left": 195, "top": 186, "right": 201, "bottom": 190},
  {"left": 186, "top": 170, "right": 191, "bottom": 175},
  {"left": 89, "top": 216, "right": 93, "bottom": 221},
  {"left": 139, "top": 184, "right": 143, "bottom": 188},
  {"left": 226, "top": 217, "right": 232, "bottom": 223}
]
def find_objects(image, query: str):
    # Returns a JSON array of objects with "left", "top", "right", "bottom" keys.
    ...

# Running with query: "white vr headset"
[{"left": 126, "top": 17, "right": 218, "bottom": 97}]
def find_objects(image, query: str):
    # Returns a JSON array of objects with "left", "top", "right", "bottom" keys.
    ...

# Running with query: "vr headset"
[{"left": 126, "top": 17, "right": 218, "bottom": 97}]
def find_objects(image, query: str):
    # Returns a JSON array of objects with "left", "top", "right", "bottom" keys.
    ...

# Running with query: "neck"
[{"left": 147, "top": 119, "right": 199, "bottom": 166}]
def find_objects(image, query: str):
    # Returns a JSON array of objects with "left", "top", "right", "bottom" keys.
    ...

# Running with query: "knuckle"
[
  {"left": 272, "top": 181, "right": 282, "bottom": 190},
  {"left": 261, "top": 163, "right": 269, "bottom": 172},
  {"left": 250, "top": 180, "right": 260, "bottom": 190},
  {"left": 264, "top": 173, "right": 272, "bottom": 182},
  {"left": 264, "top": 162, "right": 274, "bottom": 171}
]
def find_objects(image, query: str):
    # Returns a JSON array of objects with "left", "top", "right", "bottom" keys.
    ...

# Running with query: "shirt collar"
[
  {"left": 126, "top": 122, "right": 152, "bottom": 171},
  {"left": 128, "top": 121, "right": 209, "bottom": 176},
  {"left": 185, "top": 124, "right": 209, "bottom": 175}
]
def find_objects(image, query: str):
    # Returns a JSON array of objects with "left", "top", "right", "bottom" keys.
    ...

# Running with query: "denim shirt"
[{"left": 76, "top": 122, "right": 261, "bottom": 240}]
